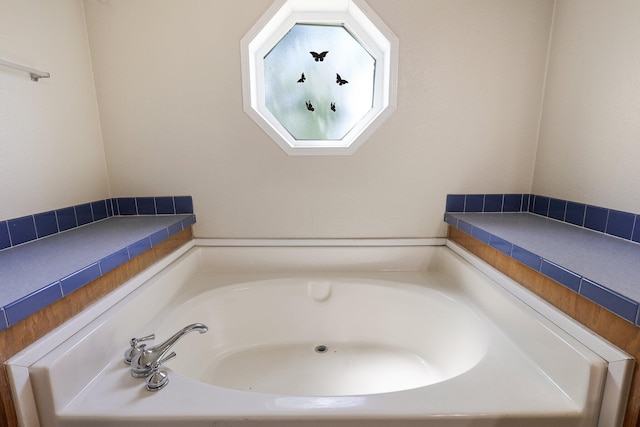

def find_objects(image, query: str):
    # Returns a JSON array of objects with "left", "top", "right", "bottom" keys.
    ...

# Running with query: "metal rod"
[{"left": 0, "top": 58, "right": 50, "bottom": 82}]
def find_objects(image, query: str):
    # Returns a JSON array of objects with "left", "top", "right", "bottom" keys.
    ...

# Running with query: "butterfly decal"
[
  {"left": 336, "top": 73, "right": 348, "bottom": 86},
  {"left": 297, "top": 73, "right": 306, "bottom": 83},
  {"left": 330, "top": 102, "right": 336, "bottom": 112},
  {"left": 310, "top": 51, "right": 328, "bottom": 62},
  {"left": 305, "top": 100, "right": 315, "bottom": 111}
]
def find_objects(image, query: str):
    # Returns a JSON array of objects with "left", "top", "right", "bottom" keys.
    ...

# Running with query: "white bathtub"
[{"left": 7, "top": 239, "right": 633, "bottom": 427}]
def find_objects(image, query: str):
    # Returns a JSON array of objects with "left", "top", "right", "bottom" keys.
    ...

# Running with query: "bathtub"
[{"left": 7, "top": 239, "right": 633, "bottom": 427}]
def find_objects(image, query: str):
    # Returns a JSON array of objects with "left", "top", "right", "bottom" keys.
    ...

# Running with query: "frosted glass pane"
[{"left": 264, "top": 24, "right": 375, "bottom": 141}]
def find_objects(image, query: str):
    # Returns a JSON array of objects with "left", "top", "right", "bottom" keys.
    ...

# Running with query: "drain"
[{"left": 314, "top": 345, "right": 328, "bottom": 353}]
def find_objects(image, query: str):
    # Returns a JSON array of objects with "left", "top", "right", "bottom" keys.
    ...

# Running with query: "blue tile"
[
  {"left": 531, "top": 195, "right": 550, "bottom": 216},
  {"left": 548, "top": 198, "right": 566, "bottom": 221},
  {"left": 5, "top": 282, "right": 63, "bottom": 326},
  {"left": 174, "top": 196, "right": 194, "bottom": 214},
  {"left": 150, "top": 229, "right": 169, "bottom": 246},
  {"left": 182, "top": 215, "right": 196, "bottom": 229},
  {"left": 0, "top": 221, "right": 11, "bottom": 250},
  {"left": 0, "top": 309, "right": 7, "bottom": 331},
  {"left": 512, "top": 245, "right": 541, "bottom": 270},
  {"left": 584, "top": 205, "right": 608, "bottom": 233},
  {"left": 61, "top": 263, "right": 101, "bottom": 296},
  {"left": 167, "top": 222, "right": 184, "bottom": 237},
  {"left": 128, "top": 237, "right": 151, "bottom": 258},
  {"left": 565, "top": 202, "right": 586, "bottom": 227},
  {"left": 445, "top": 195, "right": 465, "bottom": 213},
  {"left": 91, "top": 200, "right": 108, "bottom": 221},
  {"left": 76, "top": 203, "right": 93, "bottom": 226},
  {"left": 606, "top": 210, "right": 635, "bottom": 240},
  {"left": 99, "top": 248, "right": 130, "bottom": 275},
  {"left": 465, "top": 195, "right": 484, "bottom": 213},
  {"left": 443, "top": 213, "right": 458, "bottom": 227},
  {"left": 503, "top": 194, "right": 523, "bottom": 212},
  {"left": 633, "top": 217, "right": 640, "bottom": 244},
  {"left": 484, "top": 194, "right": 503, "bottom": 212},
  {"left": 471, "top": 227, "right": 491, "bottom": 244},
  {"left": 489, "top": 235, "right": 512, "bottom": 256},
  {"left": 8, "top": 216, "right": 37, "bottom": 246},
  {"left": 457, "top": 220, "right": 473, "bottom": 235},
  {"left": 540, "top": 260, "right": 581, "bottom": 292},
  {"left": 580, "top": 279, "right": 638, "bottom": 323},
  {"left": 522, "top": 194, "right": 532, "bottom": 212},
  {"left": 117, "top": 198, "right": 137, "bottom": 215},
  {"left": 155, "top": 197, "right": 176, "bottom": 214},
  {"left": 34, "top": 211, "right": 58, "bottom": 238},
  {"left": 57, "top": 207, "right": 77, "bottom": 232},
  {"left": 136, "top": 197, "right": 156, "bottom": 215}
]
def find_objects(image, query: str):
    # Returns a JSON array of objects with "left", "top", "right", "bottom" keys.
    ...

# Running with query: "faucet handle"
[
  {"left": 131, "top": 334, "right": 156, "bottom": 345},
  {"left": 124, "top": 334, "right": 156, "bottom": 364},
  {"left": 145, "top": 351, "right": 176, "bottom": 392}
]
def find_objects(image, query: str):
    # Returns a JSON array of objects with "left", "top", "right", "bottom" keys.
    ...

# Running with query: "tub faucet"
[{"left": 130, "top": 323, "right": 208, "bottom": 378}]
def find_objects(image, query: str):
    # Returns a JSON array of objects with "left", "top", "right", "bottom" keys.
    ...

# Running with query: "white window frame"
[{"left": 241, "top": 0, "right": 399, "bottom": 156}]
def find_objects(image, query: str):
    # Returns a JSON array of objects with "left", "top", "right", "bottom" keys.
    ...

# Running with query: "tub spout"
[{"left": 131, "top": 323, "right": 208, "bottom": 378}]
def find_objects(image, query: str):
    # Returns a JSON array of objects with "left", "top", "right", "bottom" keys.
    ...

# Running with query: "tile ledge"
[
  {"left": 0, "top": 214, "right": 196, "bottom": 331},
  {"left": 445, "top": 211, "right": 640, "bottom": 327}
]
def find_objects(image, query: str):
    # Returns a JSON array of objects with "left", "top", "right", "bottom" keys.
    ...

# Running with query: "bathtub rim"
[
  {"left": 6, "top": 241, "right": 197, "bottom": 427},
  {"left": 5, "top": 238, "right": 632, "bottom": 427},
  {"left": 445, "top": 239, "right": 634, "bottom": 427}
]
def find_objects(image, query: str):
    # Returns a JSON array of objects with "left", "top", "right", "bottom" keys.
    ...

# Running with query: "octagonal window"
[{"left": 241, "top": 0, "right": 398, "bottom": 155}]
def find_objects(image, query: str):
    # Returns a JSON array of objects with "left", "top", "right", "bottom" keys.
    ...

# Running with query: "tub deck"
[{"left": 8, "top": 242, "right": 632, "bottom": 427}]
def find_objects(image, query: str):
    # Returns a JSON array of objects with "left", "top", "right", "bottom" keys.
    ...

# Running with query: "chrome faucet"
[{"left": 130, "top": 323, "right": 208, "bottom": 378}]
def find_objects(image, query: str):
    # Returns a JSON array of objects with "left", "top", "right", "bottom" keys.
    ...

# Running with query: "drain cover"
[{"left": 314, "top": 345, "right": 328, "bottom": 353}]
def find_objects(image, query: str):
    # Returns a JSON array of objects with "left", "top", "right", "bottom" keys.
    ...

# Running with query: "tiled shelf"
[
  {"left": 0, "top": 197, "right": 196, "bottom": 331},
  {"left": 1, "top": 196, "right": 193, "bottom": 251},
  {"left": 445, "top": 194, "right": 640, "bottom": 327}
]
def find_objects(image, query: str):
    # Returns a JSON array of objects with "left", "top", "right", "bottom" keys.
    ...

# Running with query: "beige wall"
[
  {"left": 84, "top": 0, "right": 553, "bottom": 238},
  {"left": 0, "top": 0, "right": 109, "bottom": 221},
  {"left": 533, "top": 0, "right": 640, "bottom": 213},
  {"left": 4, "top": 1, "right": 640, "bottom": 239}
]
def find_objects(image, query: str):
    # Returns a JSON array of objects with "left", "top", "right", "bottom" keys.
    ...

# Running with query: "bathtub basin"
[
  {"left": 155, "top": 277, "right": 487, "bottom": 396},
  {"left": 8, "top": 240, "right": 632, "bottom": 427}
]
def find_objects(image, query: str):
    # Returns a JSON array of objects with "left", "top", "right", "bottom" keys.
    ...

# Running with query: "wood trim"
[
  {"left": 0, "top": 227, "right": 193, "bottom": 427},
  {"left": 449, "top": 226, "right": 640, "bottom": 427}
]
